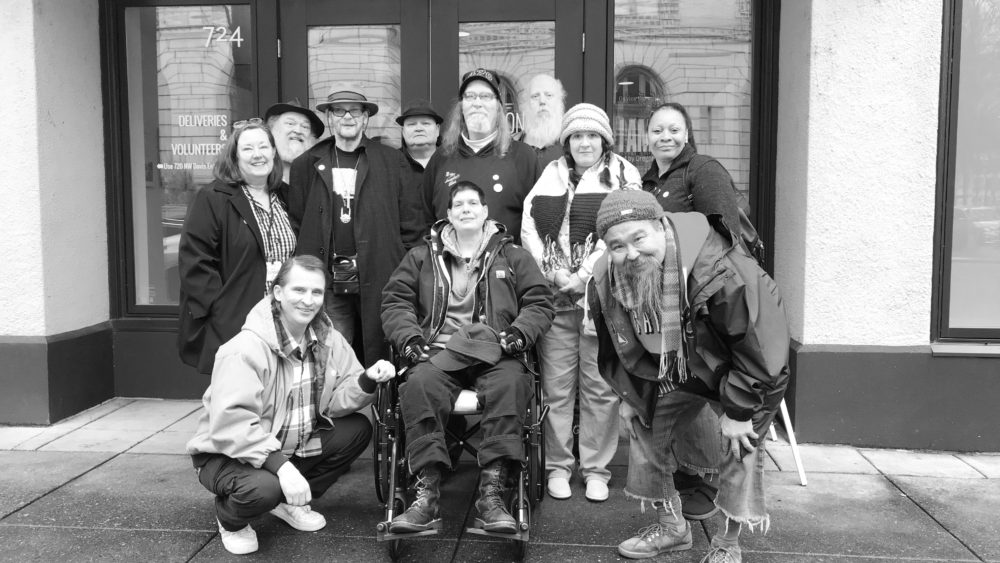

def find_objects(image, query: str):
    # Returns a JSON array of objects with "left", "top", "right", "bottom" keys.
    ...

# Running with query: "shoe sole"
[
  {"left": 270, "top": 510, "right": 326, "bottom": 532},
  {"left": 617, "top": 539, "right": 693, "bottom": 559},
  {"left": 585, "top": 494, "right": 609, "bottom": 502},
  {"left": 548, "top": 490, "right": 572, "bottom": 500},
  {"left": 389, "top": 518, "right": 441, "bottom": 534},
  {"left": 474, "top": 518, "right": 517, "bottom": 534},
  {"left": 682, "top": 506, "right": 720, "bottom": 521}
]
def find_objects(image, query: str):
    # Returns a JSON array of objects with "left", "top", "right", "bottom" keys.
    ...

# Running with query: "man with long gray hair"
[
  {"left": 421, "top": 68, "right": 540, "bottom": 242},
  {"left": 516, "top": 74, "right": 565, "bottom": 167}
]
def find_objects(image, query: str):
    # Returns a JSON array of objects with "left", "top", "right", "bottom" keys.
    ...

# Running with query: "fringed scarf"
[{"left": 611, "top": 220, "right": 687, "bottom": 389}]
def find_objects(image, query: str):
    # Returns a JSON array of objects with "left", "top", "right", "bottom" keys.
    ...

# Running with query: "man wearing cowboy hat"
[
  {"left": 286, "top": 83, "right": 426, "bottom": 368},
  {"left": 265, "top": 99, "right": 324, "bottom": 183}
]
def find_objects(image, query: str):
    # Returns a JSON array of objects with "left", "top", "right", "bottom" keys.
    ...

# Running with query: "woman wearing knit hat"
[{"left": 520, "top": 102, "right": 642, "bottom": 502}]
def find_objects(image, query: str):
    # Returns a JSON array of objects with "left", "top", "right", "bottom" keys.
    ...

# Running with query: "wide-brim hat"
[
  {"left": 430, "top": 324, "right": 503, "bottom": 372},
  {"left": 316, "top": 84, "right": 379, "bottom": 116},
  {"left": 395, "top": 100, "right": 444, "bottom": 126},
  {"left": 459, "top": 68, "right": 501, "bottom": 98},
  {"left": 264, "top": 99, "right": 325, "bottom": 138}
]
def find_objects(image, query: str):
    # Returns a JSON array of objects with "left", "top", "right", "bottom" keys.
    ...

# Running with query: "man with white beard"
[
  {"left": 265, "top": 100, "right": 323, "bottom": 183},
  {"left": 421, "top": 68, "right": 540, "bottom": 242},
  {"left": 516, "top": 74, "right": 566, "bottom": 167}
]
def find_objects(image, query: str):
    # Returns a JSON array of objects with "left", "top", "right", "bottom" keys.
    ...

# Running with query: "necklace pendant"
[{"left": 340, "top": 213, "right": 352, "bottom": 224}]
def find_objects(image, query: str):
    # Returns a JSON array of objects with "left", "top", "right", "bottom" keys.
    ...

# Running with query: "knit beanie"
[
  {"left": 595, "top": 189, "right": 664, "bottom": 239},
  {"left": 559, "top": 103, "right": 614, "bottom": 146}
]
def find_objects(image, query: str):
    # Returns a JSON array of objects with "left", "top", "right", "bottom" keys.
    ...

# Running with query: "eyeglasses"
[
  {"left": 462, "top": 92, "right": 496, "bottom": 102},
  {"left": 329, "top": 108, "right": 366, "bottom": 118},
  {"left": 232, "top": 117, "right": 263, "bottom": 131}
]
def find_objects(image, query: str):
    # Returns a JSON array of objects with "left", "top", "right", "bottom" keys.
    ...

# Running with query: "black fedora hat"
[
  {"left": 264, "top": 98, "right": 325, "bottom": 138},
  {"left": 395, "top": 100, "right": 444, "bottom": 126}
]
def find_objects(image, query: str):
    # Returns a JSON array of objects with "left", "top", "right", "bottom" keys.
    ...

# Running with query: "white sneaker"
[
  {"left": 547, "top": 477, "right": 572, "bottom": 499},
  {"left": 585, "top": 479, "right": 609, "bottom": 502},
  {"left": 217, "top": 520, "right": 258, "bottom": 555},
  {"left": 270, "top": 503, "right": 327, "bottom": 532}
]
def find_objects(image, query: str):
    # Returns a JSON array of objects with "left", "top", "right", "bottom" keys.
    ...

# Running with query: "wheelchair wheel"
[
  {"left": 508, "top": 493, "right": 531, "bottom": 561},
  {"left": 387, "top": 496, "right": 406, "bottom": 561},
  {"left": 526, "top": 402, "right": 545, "bottom": 506},
  {"left": 373, "top": 385, "right": 395, "bottom": 505}
]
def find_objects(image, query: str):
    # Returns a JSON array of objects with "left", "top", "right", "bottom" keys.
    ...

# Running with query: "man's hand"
[
  {"left": 366, "top": 359, "right": 396, "bottom": 383},
  {"left": 402, "top": 336, "right": 430, "bottom": 363},
  {"left": 552, "top": 269, "right": 572, "bottom": 288},
  {"left": 720, "top": 413, "right": 757, "bottom": 461},
  {"left": 499, "top": 328, "right": 527, "bottom": 355},
  {"left": 276, "top": 462, "right": 311, "bottom": 506}
]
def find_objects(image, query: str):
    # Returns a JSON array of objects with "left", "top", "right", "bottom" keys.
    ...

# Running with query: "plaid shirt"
[
  {"left": 242, "top": 186, "right": 297, "bottom": 290},
  {"left": 273, "top": 307, "right": 324, "bottom": 458}
]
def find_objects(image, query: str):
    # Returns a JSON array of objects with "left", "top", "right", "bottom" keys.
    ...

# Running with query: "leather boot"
[
  {"left": 389, "top": 465, "right": 442, "bottom": 533},
  {"left": 473, "top": 461, "right": 517, "bottom": 534}
]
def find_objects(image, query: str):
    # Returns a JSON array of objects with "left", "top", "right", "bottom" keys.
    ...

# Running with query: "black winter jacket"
[
  {"left": 381, "top": 220, "right": 554, "bottom": 352},
  {"left": 589, "top": 212, "right": 789, "bottom": 429}
]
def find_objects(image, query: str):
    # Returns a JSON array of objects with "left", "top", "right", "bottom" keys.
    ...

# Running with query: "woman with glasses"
[
  {"left": 177, "top": 118, "right": 296, "bottom": 374},
  {"left": 421, "top": 68, "right": 541, "bottom": 242}
]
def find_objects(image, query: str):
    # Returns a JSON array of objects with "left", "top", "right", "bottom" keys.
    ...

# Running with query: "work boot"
[
  {"left": 473, "top": 461, "right": 517, "bottom": 534},
  {"left": 389, "top": 465, "right": 442, "bottom": 533},
  {"left": 617, "top": 500, "right": 693, "bottom": 559}
]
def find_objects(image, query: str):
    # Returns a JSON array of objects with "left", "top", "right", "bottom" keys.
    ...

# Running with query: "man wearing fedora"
[
  {"left": 397, "top": 99, "right": 443, "bottom": 175},
  {"left": 422, "top": 68, "right": 541, "bottom": 243},
  {"left": 265, "top": 99, "right": 323, "bottom": 184},
  {"left": 381, "top": 180, "right": 553, "bottom": 535},
  {"left": 287, "top": 84, "right": 426, "bottom": 368}
]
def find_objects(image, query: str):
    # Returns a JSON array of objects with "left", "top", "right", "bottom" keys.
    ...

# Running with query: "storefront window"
[
  {"left": 612, "top": 0, "right": 751, "bottom": 195},
  {"left": 307, "top": 26, "right": 401, "bottom": 147},
  {"left": 459, "top": 22, "right": 555, "bottom": 135},
  {"left": 124, "top": 4, "right": 254, "bottom": 306},
  {"left": 944, "top": 0, "right": 1000, "bottom": 332}
]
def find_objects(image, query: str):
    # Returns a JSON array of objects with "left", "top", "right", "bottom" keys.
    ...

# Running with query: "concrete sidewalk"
[{"left": 1, "top": 398, "right": 997, "bottom": 562}]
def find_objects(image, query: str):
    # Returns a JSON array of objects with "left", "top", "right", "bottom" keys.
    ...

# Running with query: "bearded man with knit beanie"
[{"left": 587, "top": 190, "right": 789, "bottom": 562}]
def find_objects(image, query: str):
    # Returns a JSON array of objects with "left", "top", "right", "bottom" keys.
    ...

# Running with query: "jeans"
[
  {"left": 624, "top": 389, "right": 779, "bottom": 528},
  {"left": 195, "top": 413, "right": 371, "bottom": 531},
  {"left": 325, "top": 293, "right": 360, "bottom": 344},
  {"left": 672, "top": 404, "right": 722, "bottom": 475},
  {"left": 400, "top": 352, "right": 532, "bottom": 473},
  {"left": 540, "top": 308, "right": 619, "bottom": 483}
]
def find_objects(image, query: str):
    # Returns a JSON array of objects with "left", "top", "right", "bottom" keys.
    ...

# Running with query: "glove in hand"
[
  {"left": 499, "top": 328, "right": 527, "bottom": 355},
  {"left": 403, "top": 336, "right": 430, "bottom": 363}
]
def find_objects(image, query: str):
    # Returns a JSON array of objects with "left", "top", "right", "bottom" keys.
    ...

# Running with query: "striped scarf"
[{"left": 611, "top": 221, "right": 687, "bottom": 390}]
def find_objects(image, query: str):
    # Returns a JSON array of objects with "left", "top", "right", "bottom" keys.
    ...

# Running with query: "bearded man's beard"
[
  {"left": 276, "top": 136, "right": 310, "bottom": 165},
  {"left": 615, "top": 255, "right": 664, "bottom": 318},
  {"left": 522, "top": 107, "right": 563, "bottom": 148}
]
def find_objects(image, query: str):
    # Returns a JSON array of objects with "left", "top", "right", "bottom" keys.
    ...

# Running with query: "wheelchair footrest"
[
  {"left": 376, "top": 521, "right": 441, "bottom": 541},
  {"left": 464, "top": 526, "right": 530, "bottom": 542}
]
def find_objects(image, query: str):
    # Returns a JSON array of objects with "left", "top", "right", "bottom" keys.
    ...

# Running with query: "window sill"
[{"left": 930, "top": 342, "right": 1000, "bottom": 357}]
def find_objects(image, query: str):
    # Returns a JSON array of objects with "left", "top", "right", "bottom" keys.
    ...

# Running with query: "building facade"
[{"left": 1, "top": 0, "right": 997, "bottom": 451}]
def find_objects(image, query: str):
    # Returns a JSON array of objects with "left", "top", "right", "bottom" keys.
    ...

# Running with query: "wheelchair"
[{"left": 372, "top": 350, "right": 548, "bottom": 561}]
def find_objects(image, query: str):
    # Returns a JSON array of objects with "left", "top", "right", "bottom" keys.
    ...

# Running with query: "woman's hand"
[
  {"left": 558, "top": 272, "right": 586, "bottom": 296},
  {"left": 366, "top": 360, "right": 396, "bottom": 383}
]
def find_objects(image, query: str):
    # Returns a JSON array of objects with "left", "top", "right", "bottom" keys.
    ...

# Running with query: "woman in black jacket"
[{"left": 177, "top": 119, "right": 296, "bottom": 374}]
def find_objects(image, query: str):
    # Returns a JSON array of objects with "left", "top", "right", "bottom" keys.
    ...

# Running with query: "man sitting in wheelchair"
[{"left": 381, "top": 180, "right": 554, "bottom": 534}]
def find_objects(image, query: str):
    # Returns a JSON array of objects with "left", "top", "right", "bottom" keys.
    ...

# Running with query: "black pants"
[
  {"left": 400, "top": 354, "right": 532, "bottom": 473},
  {"left": 196, "top": 412, "right": 372, "bottom": 531}
]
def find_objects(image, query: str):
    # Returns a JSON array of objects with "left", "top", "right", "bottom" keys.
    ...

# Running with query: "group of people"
[{"left": 179, "top": 69, "right": 789, "bottom": 563}]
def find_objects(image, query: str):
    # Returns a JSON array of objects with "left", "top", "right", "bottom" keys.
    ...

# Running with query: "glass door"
[
  {"left": 279, "top": 0, "right": 428, "bottom": 147},
  {"left": 430, "top": 0, "right": 585, "bottom": 132}
]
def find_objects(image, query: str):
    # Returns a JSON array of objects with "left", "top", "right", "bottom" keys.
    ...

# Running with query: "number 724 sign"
[{"left": 203, "top": 26, "right": 244, "bottom": 48}]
